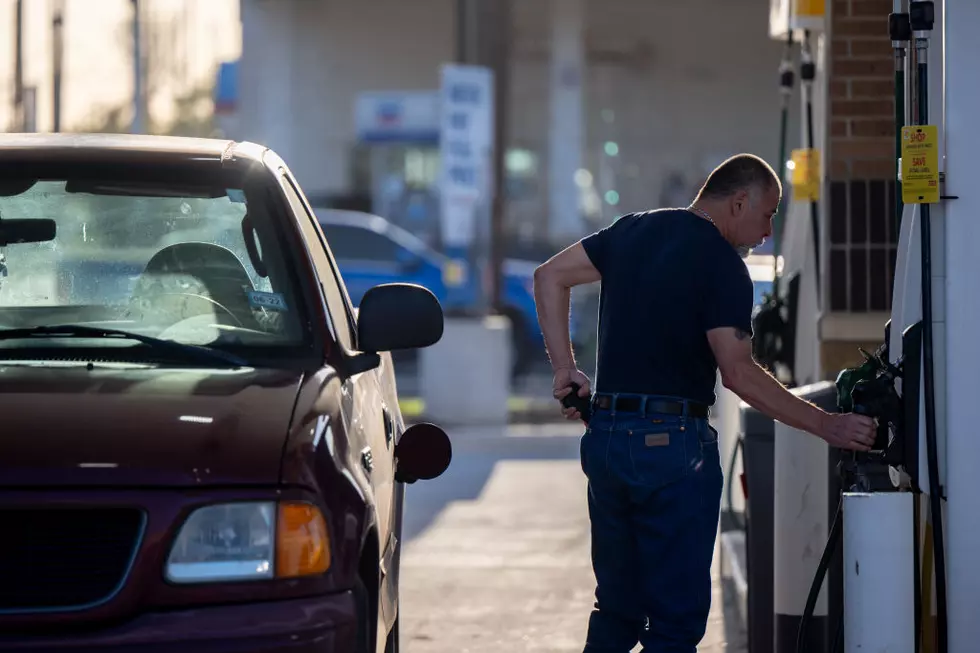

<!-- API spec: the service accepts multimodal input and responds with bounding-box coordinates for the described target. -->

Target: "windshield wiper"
[0,324,249,367]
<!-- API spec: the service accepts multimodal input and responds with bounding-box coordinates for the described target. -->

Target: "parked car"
[313,208,577,377]
[0,133,451,653]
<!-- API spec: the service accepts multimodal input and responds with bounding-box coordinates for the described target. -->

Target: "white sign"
[439,64,494,248]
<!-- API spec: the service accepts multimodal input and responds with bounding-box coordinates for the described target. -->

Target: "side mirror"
[394,422,452,483]
[357,283,444,352]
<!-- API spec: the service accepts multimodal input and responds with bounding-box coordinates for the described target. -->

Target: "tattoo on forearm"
[735,328,751,341]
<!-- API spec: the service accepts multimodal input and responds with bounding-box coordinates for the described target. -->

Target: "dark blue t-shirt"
[581,208,754,406]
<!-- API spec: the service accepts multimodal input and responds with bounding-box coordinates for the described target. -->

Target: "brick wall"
[822,339,885,376]
[827,0,899,315]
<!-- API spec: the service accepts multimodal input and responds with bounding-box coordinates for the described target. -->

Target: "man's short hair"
[695,153,782,202]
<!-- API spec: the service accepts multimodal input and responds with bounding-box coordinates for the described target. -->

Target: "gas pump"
[797,2,956,651]
[752,19,822,388]
[838,4,948,651]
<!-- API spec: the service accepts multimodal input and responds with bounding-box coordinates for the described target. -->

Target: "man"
[532,153,876,653]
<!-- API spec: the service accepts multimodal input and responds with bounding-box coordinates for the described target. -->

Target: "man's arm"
[707,326,831,437]
[533,242,601,371]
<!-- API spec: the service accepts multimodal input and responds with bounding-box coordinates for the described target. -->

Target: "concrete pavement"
[398,423,747,652]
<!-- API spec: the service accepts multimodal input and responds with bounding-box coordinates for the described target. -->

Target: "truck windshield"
[0,177,307,359]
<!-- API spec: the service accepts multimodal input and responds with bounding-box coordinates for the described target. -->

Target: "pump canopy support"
[842,492,916,653]
[942,0,980,648]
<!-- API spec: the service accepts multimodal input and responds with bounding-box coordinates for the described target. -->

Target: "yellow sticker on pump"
[790,148,820,202]
[901,125,940,204]
[794,0,825,18]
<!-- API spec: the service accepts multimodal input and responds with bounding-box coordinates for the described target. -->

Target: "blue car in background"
[743,254,777,306]
[314,209,562,376]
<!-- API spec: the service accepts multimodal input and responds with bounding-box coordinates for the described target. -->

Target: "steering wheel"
[129,292,243,329]
[156,313,230,345]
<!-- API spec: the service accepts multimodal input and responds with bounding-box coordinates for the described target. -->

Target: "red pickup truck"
[0,133,451,653]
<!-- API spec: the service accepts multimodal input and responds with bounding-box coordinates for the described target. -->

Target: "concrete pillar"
[239,0,295,163]
[772,394,831,652]
[419,316,511,426]
[547,0,585,244]
[943,0,980,648]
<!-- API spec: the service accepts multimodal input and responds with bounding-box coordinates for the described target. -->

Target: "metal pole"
[455,0,468,63]
[772,27,795,294]
[52,1,65,133]
[132,0,144,133]
[488,0,510,313]
[910,4,947,651]
[800,30,821,308]
[890,4,911,237]
[13,0,24,131]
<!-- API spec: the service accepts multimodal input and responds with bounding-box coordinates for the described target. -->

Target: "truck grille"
[0,508,144,612]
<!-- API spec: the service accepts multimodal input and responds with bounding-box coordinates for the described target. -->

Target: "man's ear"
[731,189,751,217]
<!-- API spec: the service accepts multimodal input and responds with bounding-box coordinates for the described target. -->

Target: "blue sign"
[377,101,402,124]
[355,92,440,144]
[214,61,238,114]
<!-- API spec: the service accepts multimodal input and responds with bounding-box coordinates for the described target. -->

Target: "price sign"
[901,125,939,204]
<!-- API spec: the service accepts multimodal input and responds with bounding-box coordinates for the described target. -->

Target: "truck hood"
[0,362,304,487]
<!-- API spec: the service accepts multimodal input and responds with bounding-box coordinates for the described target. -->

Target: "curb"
[399,397,565,425]
[720,528,748,632]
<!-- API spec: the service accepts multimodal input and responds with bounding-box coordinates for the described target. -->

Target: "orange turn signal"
[276,502,330,578]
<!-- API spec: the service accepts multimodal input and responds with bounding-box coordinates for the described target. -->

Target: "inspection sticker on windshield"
[247,291,288,312]
[226,189,246,203]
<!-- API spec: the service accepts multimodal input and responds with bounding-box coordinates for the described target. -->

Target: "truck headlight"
[165,501,330,584]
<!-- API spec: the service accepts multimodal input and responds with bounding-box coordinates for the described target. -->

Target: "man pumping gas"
[532,153,876,653]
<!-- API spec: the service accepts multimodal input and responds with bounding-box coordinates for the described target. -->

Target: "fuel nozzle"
[836,343,903,460]
[852,372,902,452]
[833,353,902,492]
[835,344,888,413]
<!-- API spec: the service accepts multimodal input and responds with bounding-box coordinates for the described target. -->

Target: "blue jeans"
[579,398,724,653]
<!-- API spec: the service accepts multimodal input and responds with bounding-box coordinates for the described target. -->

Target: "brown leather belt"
[592,394,710,419]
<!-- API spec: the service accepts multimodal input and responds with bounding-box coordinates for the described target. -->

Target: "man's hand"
[818,413,877,451]
[553,367,591,421]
